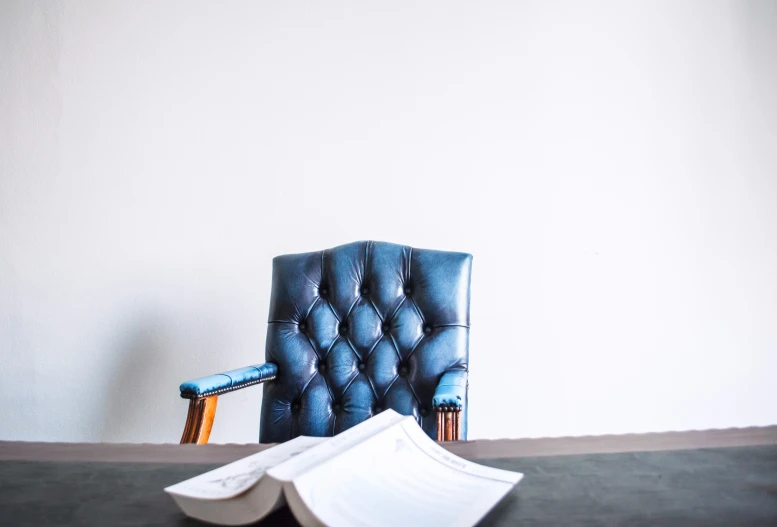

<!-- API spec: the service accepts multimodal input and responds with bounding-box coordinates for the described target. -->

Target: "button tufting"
[259,242,472,444]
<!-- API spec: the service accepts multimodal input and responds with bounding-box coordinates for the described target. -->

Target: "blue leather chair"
[178,241,471,444]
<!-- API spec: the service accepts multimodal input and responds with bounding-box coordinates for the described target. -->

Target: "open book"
[165,410,523,526]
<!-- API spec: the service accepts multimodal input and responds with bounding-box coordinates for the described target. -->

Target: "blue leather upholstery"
[180,363,278,398]
[178,241,472,442]
[259,241,471,442]
[432,369,467,408]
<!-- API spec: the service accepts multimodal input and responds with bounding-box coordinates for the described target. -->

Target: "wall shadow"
[97,315,188,443]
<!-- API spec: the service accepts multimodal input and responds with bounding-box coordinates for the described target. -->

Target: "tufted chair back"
[259,241,471,442]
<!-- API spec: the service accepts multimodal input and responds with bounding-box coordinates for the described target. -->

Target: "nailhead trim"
[180,375,277,400]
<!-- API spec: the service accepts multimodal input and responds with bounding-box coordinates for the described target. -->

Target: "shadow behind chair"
[179,241,471,444]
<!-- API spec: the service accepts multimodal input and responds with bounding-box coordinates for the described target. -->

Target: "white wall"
[1,0,776,443]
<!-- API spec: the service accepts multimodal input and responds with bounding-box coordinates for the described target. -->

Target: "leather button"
[404,286,412,295]
[320,286,328,296]
[318,363,327,373]
[361,286,369,295]
[382,322,390,332]
[374,406,382,413]
[423,325,432,335]
[358,362,365,372]
[339,324,348,336]
[299,321,307,331]
[291,402,300,411]
[419,407,428,416]
[398,365,408,376]
[333,403,342,412]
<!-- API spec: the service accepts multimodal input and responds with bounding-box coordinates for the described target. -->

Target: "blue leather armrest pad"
[432,369,468,408]
[179,363,278,399]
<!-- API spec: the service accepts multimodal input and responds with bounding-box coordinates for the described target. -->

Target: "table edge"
[2,425,775,463]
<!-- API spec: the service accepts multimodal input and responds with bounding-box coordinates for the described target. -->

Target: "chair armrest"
[433,369,467,409]
[179,363,278,399]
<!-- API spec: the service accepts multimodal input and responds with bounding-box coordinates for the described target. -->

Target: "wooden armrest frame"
[180,396,218,444]
[436,407,462,441]
[182,398,462,444]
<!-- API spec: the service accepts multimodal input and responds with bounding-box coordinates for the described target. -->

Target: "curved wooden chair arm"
[182,397,461,444]
[180,396,218,444]
[436,407,462,441]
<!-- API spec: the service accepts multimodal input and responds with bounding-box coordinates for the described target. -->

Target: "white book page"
[286,419,523,527]
[164,435,327,500]
[267,410,408,483]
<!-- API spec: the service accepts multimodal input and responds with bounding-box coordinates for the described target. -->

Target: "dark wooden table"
[2,426,776,526]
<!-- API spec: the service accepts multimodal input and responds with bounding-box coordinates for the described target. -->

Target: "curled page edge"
[164,435,328,500]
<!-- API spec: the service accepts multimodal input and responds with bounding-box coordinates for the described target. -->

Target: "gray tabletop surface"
[2,442,777,526]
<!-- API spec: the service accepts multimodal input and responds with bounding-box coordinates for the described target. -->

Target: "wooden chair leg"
[180,396,218,444]
[436,407,462,442]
